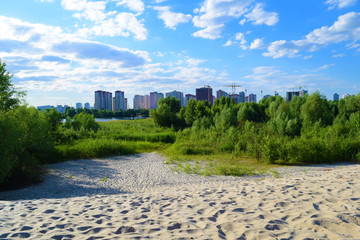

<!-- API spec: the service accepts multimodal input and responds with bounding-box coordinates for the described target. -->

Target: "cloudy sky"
[1,0,359,108]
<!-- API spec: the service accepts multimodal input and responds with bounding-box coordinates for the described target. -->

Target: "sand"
[1,153,360,239]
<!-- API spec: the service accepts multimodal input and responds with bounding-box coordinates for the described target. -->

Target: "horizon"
[1,0,359,109]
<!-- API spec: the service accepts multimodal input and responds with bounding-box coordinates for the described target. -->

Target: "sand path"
[1,153,360,239]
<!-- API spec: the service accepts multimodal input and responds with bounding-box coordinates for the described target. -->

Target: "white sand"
[1,153,360,239]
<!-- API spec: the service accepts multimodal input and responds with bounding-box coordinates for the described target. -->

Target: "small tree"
[0,60,24,111]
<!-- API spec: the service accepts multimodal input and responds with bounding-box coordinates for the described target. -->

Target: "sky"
[0,0,359,108]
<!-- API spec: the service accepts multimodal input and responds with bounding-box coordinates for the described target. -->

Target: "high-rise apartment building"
[216,90,229,99]
[185,94,196,106]
[248,94,257,103]
[114,90,125,111]
[145,95,150,109]
[95,90,112,111]
[76,102,82,109]
[333,93,339,101]
[150,92,164,109]
[134,95,147,109]
[230,94,240,104]
[239,91,245,103]
[166,90,184,106]
[286,90,308,101]
[84,102,90,109]
[196,86,213,104]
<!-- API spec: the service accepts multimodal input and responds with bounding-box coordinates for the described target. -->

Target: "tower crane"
[223,83,241,95]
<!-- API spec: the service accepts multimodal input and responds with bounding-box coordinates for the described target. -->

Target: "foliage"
[0,60,25,112]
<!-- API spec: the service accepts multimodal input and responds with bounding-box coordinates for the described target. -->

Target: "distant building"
[76,102,82,109]
[145,95,150,109]
[216,90,229,99]
[333,93,339,101]
[133,95,145,109]
[239,91,245,103]
[196,86,213,104]
[166,90,184,106]
[286,90,308,101]
[342,94,350,99]
[95,90,112,111]
[56,105,65,114]
[185,94,196,106]
[37,105,54,111]
[150,92,164,109]
[84,102,90,109]
[230,94,240,104]
[248,94,257,103]
[263,95,271,99]
[124,98,128,110]
[114,90,125,112]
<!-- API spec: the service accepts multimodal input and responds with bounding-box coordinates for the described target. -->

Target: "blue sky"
[0,0,359,108]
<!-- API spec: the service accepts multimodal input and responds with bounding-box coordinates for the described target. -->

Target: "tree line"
[151,91,360,164]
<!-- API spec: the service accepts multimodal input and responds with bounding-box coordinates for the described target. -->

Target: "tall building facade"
[239,91,245,103]
[134,95,145,109]
[230,94,240,104]
[248,94,257,103]
[144,95,150,109]
[95,90,112,111]
[76,102,82,109]
[150,92,164,109]
[333,93,339,101]
[185,94,196,106]
[166,90,184,106]
[216,90,229,99]
[114,90,125,111]
[286,90,308,101]
[196,86,213,104]
[84,102,90,109]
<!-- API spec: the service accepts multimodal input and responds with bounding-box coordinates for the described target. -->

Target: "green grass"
[54,119,173,160]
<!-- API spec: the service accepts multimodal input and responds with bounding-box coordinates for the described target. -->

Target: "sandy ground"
[1,153,360,239]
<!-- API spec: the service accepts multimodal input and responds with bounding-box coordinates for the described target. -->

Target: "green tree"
[0,60,24,111]
[301,92,333,127]
[44,108,63,131]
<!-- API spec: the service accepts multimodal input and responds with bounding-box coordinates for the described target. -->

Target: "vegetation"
[0,60,171,189]
[64,107,149,119]
[153,94,360,173]
[1,58,360,189]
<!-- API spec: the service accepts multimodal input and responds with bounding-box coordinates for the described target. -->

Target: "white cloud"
[116,0,145,13]
[235,32,247,49]
[61,0,87,11]
[303,55,313,59]
[249,38,264,49]
[332,53,345,57]
[186,58,206,66]
[223,40,234,47]
[192,24,224,40]
[60,0,147,40]
[326,0,357,9]
[244,66,335,94]
[244,3,279,26]
[314,63,336,71]
[78,12,147,40]
[1,15,230,107]
[191,0,278,40]
[264,12,360,58]
[192,0,254,39]
[154,6,192,29]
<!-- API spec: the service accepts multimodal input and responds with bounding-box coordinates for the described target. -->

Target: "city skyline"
[1,0,359,108]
